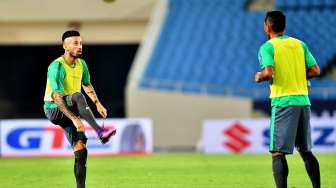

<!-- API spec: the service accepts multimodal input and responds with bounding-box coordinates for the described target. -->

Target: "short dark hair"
[265,11,286,33]
[62,30,80,42]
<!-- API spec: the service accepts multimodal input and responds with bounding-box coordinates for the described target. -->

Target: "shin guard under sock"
[301,152,320,188]
[272,155,288,188]
[74,148,87,188]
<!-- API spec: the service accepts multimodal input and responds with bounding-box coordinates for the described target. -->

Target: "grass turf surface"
[0,154,335,188]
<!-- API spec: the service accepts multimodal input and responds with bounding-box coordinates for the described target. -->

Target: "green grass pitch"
[0,154,335,188]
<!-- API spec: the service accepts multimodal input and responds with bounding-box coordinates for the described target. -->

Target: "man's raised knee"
[72,92,85,101]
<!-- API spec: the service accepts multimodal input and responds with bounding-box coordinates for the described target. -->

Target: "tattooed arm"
[82,84,107,118]
[52,92,77,119]
[52,92,85,131]
[82,84,100,105]
[81,60,107,117]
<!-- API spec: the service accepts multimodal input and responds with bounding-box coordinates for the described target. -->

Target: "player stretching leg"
[43,30,116,188]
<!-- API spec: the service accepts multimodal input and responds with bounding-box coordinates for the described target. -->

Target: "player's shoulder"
[76,58,87,65]
[77,58,89,70]
[76,58,86,62]
[259,40,274,52]
[286,36,305,45]
[50,56,64,65]
[48,57,64,71]
[287,36,308,51]
[261,40,273,47]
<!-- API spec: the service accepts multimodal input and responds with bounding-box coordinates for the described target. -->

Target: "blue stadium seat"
[276,0,287,8]
[325,0,336,6]
[299,0,312,7]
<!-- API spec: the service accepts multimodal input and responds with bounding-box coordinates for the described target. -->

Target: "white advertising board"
[0,119,152,157]
[203,118,336,154]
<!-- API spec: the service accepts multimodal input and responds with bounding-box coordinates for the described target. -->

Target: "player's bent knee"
[272,152,284,157]
[74,140,86,152]
[72,92,85,102]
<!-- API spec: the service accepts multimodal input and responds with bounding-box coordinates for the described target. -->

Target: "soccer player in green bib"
[255,11,321,188]
[43,30,116,188]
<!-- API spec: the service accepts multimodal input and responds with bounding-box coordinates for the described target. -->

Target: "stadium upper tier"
[140,0,336,99]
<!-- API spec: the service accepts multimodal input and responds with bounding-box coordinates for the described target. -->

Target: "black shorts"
[269,106,312,154]
[44,95,87,147]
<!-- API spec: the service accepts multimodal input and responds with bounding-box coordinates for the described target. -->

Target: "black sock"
[72,93,101,132]
[272,155,288,188]
[74,148,87,188]
[301,152,320,188]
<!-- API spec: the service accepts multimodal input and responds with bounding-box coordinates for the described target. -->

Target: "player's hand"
[72,118,85,132]
[255,72,263,83]
[96,103,107,118]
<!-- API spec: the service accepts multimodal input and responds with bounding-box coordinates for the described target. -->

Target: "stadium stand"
[140,0,336,99]
[276,0,336,9]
